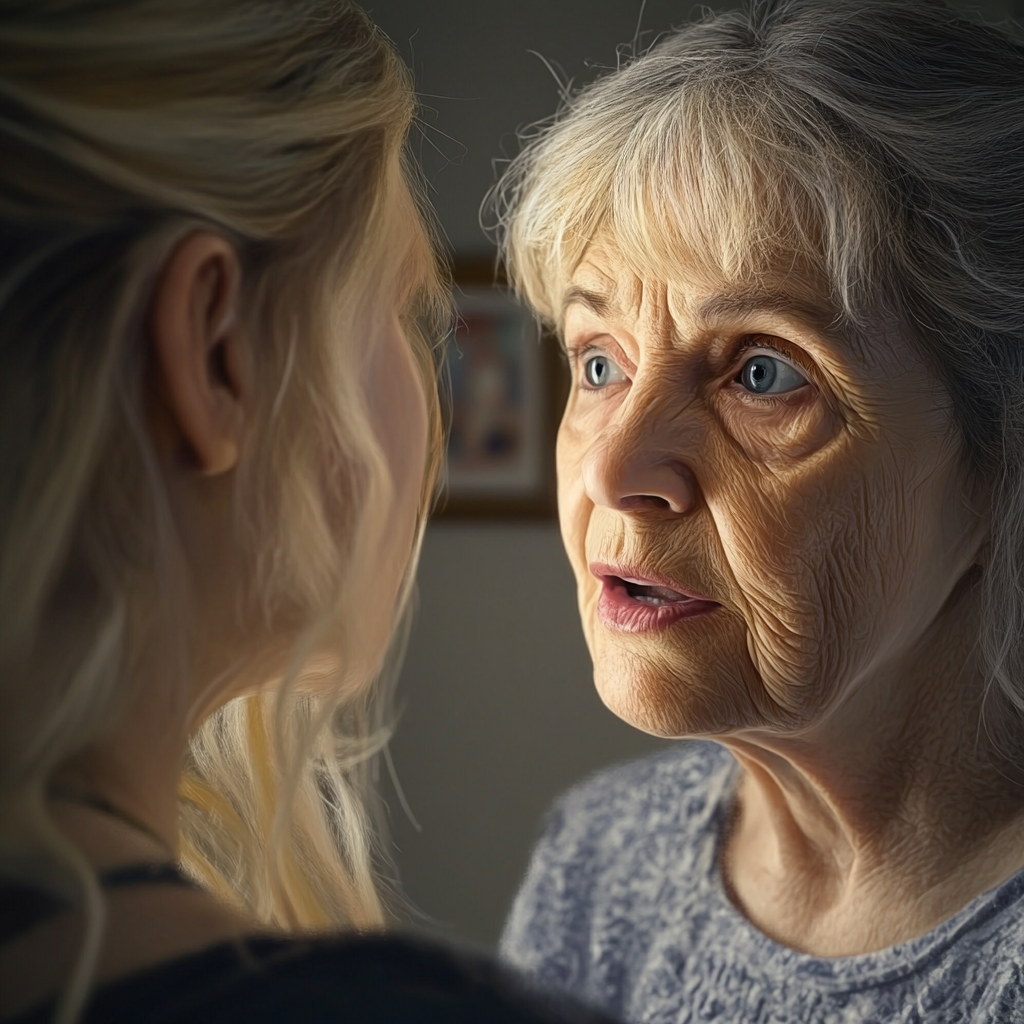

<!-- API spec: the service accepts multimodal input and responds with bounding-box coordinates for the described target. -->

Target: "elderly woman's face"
[557,242,987,737]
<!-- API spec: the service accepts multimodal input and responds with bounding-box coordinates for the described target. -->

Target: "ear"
[149,232,249,476]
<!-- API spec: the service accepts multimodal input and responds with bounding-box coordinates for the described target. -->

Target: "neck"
[719,582,1024,955]
[49,640,194,867]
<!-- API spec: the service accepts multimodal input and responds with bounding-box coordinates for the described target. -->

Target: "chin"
[589,619,759,739]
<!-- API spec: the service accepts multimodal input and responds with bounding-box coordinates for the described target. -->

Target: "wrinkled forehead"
[558,234,844,344]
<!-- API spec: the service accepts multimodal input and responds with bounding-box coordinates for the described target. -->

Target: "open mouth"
[619,578,692,606]
[591,564,719,632]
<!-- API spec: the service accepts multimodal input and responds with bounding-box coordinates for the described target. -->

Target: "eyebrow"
[561,286,614,322]
[693,290,840,334]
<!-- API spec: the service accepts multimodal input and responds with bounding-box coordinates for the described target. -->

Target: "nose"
[582,432,698,515]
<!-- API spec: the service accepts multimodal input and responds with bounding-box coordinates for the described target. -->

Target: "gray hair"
[489,0,1024,751]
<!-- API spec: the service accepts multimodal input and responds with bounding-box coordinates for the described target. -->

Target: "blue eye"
[583,354,625,389]
[738,354,806,394]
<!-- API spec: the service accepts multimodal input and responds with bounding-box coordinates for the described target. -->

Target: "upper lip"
[589,562,718,603]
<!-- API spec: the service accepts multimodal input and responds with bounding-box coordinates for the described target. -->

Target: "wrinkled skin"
[557,241,1023,954]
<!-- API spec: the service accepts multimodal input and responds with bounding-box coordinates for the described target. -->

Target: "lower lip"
[597,577,719,633]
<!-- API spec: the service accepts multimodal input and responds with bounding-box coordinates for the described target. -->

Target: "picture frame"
[435,255,568,519]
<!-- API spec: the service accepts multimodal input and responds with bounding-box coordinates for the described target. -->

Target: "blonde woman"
[493,1,1024,1021]
[0,3,616,1023]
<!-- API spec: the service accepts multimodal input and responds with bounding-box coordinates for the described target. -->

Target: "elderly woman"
[494,1,1024,1020]
[0,3,617,1023]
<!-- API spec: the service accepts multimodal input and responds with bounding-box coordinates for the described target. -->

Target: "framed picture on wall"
[436,256,568,519]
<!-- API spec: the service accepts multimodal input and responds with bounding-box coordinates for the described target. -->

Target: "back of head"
[0,0,447,957]
[490,0,1024,754]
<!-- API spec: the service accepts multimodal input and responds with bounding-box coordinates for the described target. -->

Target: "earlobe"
[149,232,249,476]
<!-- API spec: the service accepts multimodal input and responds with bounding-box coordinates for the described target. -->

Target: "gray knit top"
[500,742,1023,1023]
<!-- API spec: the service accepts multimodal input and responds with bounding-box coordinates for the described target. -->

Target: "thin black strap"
[0,863,198,947]
[48,783,172,856]
[99,863,197,891]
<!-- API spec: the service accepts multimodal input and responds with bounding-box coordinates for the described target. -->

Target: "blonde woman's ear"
[149,232,249,476]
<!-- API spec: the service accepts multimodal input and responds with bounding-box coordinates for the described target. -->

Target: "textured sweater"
[501,741,1024,1023]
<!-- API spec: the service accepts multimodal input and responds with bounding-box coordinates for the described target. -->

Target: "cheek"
[719,394,841,466]
[393,376,428,505]
[556,415,590,565]
[372,322,428,508]
[362,320,428,654]
[709,438,904,719]
[556,417,600,632]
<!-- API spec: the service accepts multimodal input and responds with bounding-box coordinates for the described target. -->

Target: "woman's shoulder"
[9,932,617,1024]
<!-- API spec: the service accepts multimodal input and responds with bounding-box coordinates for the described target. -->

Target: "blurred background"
[367,0,1023,951]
